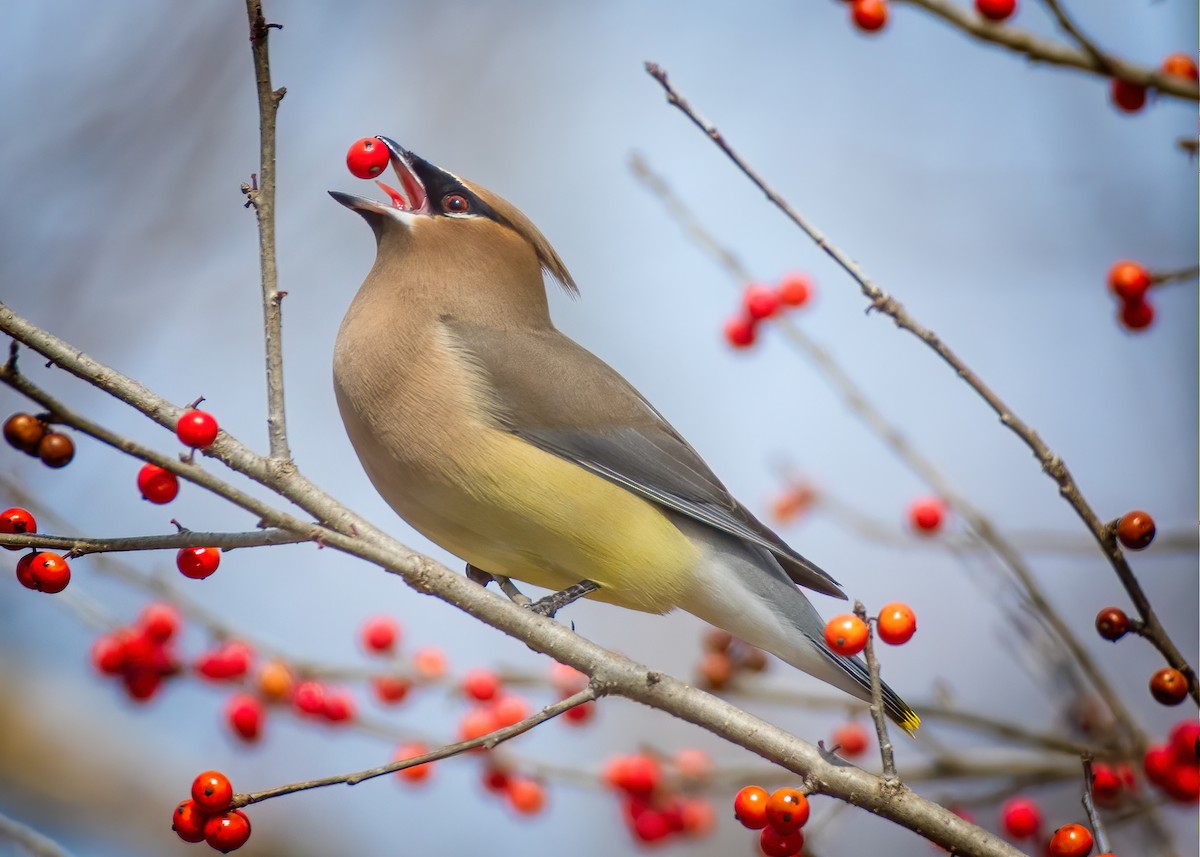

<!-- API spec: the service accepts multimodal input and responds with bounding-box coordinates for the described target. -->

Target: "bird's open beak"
[329,136,431,220]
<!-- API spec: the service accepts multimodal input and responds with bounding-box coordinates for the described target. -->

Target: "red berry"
[371,675,411,704]
[0,507,36,548]
[562,699,595,724]
[876,602,917,645]
[506,777,546,815]
[412,645,447,679]
[733,785,770,830]
[832,722,869,757]
[1143,744,1175,787]
[851,0,888,32]
[191,770,234,813]
[1001,797,1041,838]
[137,463,179,504]
[549,661,588,692]
[37,432,74,468]
[1091,763,1122,803]
[1094,607,1129,641]
[1119,297,1155,331]
[138,602,181,643]
[172,799,210,844]
[679,798,716,837]
[14,552,38,589]
[777,273,812,308]
[674,748,713,782]
[462,668,502,702]
[28,551,70,593]
[1048,823,1093,857]
[204,810,251,853]
[226,694,265,742]
[292,681,327,716]
[395,741,433,782]
[1150,668,1189,705]
[360,615,399,653]
[492,694,530,727]
[604,754,662,796]
[759,825,805,856]
[122,669,163,701]
[1164,762,1200,802]
[744,284,781,321]
[346,137,390,180]
[1110,78,1147,113]
[322,689,356,723]
[765,788,810,834]
[909,496,945,533]
[975,0,1016,21]
[1168,720,1200,763]
[1107,261,1151,302]
[823,614,868,656]
[632,808,674,843]
[177,546,221,580]
[176,409,219,449]
[91,632,129,674]
[482,766,510,793]
[1161,53,1199,81]
[724,315,757,349]
[3,413,45,454]
[196,641,254,681]
[1115,510,1155,550]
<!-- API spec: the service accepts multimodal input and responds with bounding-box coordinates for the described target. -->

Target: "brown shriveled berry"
[3,413,45,454]
[37,432,75,468]
[1116,510,1155,550]
[1094,607,1130,641]
[1149,668,1188,706]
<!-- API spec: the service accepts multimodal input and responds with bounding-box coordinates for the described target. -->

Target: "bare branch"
[0,528,308,556]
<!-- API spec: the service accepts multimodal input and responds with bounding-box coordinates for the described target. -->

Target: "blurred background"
[0,1,1195,855]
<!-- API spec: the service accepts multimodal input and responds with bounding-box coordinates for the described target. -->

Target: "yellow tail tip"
[899,709,921,736]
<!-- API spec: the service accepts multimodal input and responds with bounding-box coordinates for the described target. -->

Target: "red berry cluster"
[291,679,358,725]
[696,629,768,690]
[733,784,811,856]
[91,603,183,701]
[481,763,549,816]
[1144,720,1200,802]
[723,273,814,349]
[1107,261,1156,331]
[823,601,917,656]
[15,550,71,594]
[173,771,252,853]
[604,751,715,845]
[3,413,74,467]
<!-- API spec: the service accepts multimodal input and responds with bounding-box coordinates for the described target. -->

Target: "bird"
[329,136,919,733]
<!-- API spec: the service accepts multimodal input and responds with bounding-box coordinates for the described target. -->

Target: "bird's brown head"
[330,137,576,306]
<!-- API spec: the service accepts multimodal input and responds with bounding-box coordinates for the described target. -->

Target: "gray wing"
[444,320,845,599]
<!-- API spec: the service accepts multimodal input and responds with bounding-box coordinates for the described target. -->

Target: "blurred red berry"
[1107,260,1151,302]
[877,602,917,645]
[395,742,434,783]
[851,0,888,32]
[137,463,179,504]
[122,669,163,702]
[724,315,757,349]
[832,722,869,757]
[462,668,502,702]
[733,785,769,830]
[1091,763,1122,803]
[777,273,812,308]
[563,699,595,724]
[138,602,181,643]
[765,788,810,833]
[507,777,546,815]
[1110,78,1147,113]
[360,615,399,653]
[1119,297,1155,331]
[1168,720,1200,763]
[1001,797,1041,838]
[204,809,251,853]
[492,694,530,727]
[191,770,234,813]
[196,641,254,681]
[605,754,662,796]
[1115,510,1155,550]
[909,496,945,533]
[177,546,221,580]
[0,507,36,547]
[679,798,715,837]
[28,551,70,593]
[1143,744,1175,787]
[172,799,209,844]
[771,484,815,524]
[1150,668,1188,706]
[459,706,501,743]
[1094,607,1129,641]
[823,614,868,656]
[1161,53,1199,81]
[743,284,781,321]
[226,694,265,742]
[975,0,1016,20]
[292,681,328,716]
[759,825,805,856]
[371,675,411,704]
[346,137,390,179]
[176,409,219,449]
[1048,823,1093,857]
[549,661,588,692]
[632,808,673,843]
[674,748,713,782]
[322,689,357,723]
[1164,762,1200,802]
[91,632,130,675]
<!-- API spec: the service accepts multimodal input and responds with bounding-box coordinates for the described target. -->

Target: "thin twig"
[0,811,72,857]
[0,528,308,556]
[1080,757,1112,854]
[244,0,290,461]
[643,62,1196,711]
[893,0,1198,101]
[1039,0,1115,74]
[856,601,898,785]
[235,686,596,806]
[1151,264,1200,287]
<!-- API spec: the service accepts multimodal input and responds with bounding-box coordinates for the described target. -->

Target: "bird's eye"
[442,193,470,214]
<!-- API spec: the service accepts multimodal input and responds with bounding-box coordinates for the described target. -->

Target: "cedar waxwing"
[330,137,919,732]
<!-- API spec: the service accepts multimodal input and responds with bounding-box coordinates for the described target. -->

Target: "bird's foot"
[490,574,534,608]
[527,580,599,618]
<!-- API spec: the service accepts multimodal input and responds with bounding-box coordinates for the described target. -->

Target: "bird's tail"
[821,645,921,735]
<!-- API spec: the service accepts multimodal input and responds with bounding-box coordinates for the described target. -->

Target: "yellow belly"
[370,431,700,614]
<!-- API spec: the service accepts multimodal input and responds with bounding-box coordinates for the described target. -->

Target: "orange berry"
[698,650,735,690]
[777,273,812,307]
[191,770,234,813]
[507,777,546,815]
[1161,53,1199,81]
[1116,510,1155,550]
[27,551,70,594]
[765,788,810,833]
[492,694,530,727]
[1150,668,1188,706]
[832,722,869,757]
[257,660,294,701]
[1110,78,1147,113]
[0,507,36,546]
[412,645,447,680]
[771,485,815,524]
[1048,823,1093,857]
[395,742,433,782]
[876,602,917,645]
[372,675,411,704]
[850,0,888,32]
[172,799,209,844]
[458,706,501,743]
[203,810,251,853]
[462,668,502,702]
[823,614,868,656]
[733,785,769,830]
[1107,260,1151,302]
